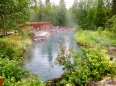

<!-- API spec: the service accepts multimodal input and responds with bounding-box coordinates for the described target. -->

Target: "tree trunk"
[3,15,7,36]
[3,17,7,36]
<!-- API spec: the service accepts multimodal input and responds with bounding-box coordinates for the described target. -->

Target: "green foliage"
[20,26,31,39]
[0,58,29,81]
[70,0,114,30]
[0,35,44,86]
[0,0,36,36]
[32,0,67,26]
[81,47,111,80]
[75,30,116,46]
[54,41,74,71]
[55,42,116,85]
[57,0,67,26]
[71,0,88,29]
[0,33,32,60]
[3,74,44,86]
[105,15,116,37]
[94,0,106,28]
[111,0,116,15]
[0,39,20,60]
[97,26,103,35]
[75,30,96,46]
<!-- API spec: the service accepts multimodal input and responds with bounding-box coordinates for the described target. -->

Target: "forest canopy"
[0,0,116,35]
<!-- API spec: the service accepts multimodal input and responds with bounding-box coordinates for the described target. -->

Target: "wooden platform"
[0,32,14,37]
[30,31,50,42]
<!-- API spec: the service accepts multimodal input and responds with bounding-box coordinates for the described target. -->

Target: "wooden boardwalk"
[0,32,14,37]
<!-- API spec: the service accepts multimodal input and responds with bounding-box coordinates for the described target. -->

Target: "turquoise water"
[23,31,80,82]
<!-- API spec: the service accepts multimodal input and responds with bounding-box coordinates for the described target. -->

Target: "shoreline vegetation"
[0,28,116,86]
[0,33,44,86]
[1,0,116,85]
[74,29,116,86]
[75,30,116,59]
[45,29,116,86]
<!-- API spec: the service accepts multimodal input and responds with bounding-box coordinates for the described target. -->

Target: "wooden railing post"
[0,77,4,86]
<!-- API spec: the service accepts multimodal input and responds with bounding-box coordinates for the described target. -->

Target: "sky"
[42,0,74,9]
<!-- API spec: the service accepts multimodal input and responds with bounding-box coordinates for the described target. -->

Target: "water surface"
[23,31,80,82]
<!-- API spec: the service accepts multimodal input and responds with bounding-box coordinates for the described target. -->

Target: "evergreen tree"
[46,0,50,5]
[0,0,34,36]
[104,0,111,19]
[111,0,116,15]
[57,0,67,26]
[37,0,45,21]
[94,0,106,28]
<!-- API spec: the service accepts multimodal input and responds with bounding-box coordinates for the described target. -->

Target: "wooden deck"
[30,31,50,41]
[0,32,14,37]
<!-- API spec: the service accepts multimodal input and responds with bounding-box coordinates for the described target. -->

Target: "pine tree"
[46,0,50,5]
[57,0,67,26]
[111,0,116,15]
[59,0,66,9]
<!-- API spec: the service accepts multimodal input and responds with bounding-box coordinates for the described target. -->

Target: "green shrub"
[0,39,22,60]
[0,58,29,81]
[3,74,44,86]
[97,26,103,35]
[105,15,116,38]
[21,26,31,39]
[81,46,111,80]
[54,41,75,71]
[55,43,115,85]
[0,35,44,86]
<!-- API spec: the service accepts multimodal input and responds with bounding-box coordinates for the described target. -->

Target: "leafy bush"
[0,35,44,86]
[3,74,44,86]
[105,15,116,37]
[20,26,31,39]
[0,39,21,60]
[81,46,111,80]
[54,41,75,71]
[55,43,115,85]
[0,58,29,81]
[0,34,31,60]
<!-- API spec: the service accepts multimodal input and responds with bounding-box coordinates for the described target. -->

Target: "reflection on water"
[23,31,80,82]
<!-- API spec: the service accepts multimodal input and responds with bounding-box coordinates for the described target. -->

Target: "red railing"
[19,22,51,30]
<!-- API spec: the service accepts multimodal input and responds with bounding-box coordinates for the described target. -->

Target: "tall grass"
[75,30,116,46]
